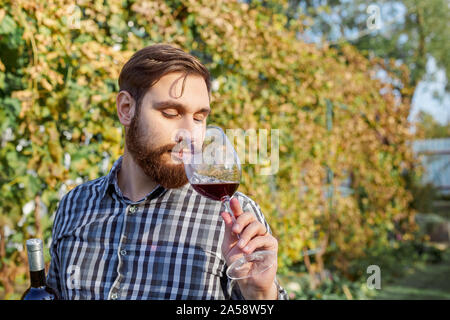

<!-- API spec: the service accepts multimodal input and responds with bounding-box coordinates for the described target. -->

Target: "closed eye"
[194,116,205,122]
[162,111,179,118]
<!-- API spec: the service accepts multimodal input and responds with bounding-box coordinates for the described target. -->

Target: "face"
[124,72,210,189]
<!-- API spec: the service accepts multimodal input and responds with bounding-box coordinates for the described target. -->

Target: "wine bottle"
[21,238,59,300]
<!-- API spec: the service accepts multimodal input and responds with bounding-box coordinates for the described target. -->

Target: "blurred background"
[0,0,449,299]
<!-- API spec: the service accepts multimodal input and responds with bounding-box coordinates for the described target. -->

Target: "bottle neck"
[27,244,46,288]
[30,269,47,288]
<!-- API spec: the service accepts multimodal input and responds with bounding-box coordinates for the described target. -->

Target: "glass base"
[226,250,276,280]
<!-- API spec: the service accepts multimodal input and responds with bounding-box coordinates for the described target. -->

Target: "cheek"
[142,113,177,146]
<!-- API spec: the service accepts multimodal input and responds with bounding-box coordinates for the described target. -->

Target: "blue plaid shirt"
[47,156,287,300]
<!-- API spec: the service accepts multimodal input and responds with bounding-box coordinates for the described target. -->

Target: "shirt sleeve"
[47,241,62,299]
[224,192,289,300]
[46,194,69,299]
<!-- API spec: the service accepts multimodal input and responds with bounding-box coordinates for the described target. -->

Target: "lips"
[168,148,189,161]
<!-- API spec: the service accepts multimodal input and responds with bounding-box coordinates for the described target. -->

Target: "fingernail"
[243,246,250,252]
[233,224,240,233]
[238,239,245,248]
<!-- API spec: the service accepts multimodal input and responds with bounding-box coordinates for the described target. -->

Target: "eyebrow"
[153,100,211,115]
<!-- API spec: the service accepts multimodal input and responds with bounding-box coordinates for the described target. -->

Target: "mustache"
[153,143,178,155]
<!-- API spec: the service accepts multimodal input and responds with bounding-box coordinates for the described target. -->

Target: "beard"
[125,113,188,189]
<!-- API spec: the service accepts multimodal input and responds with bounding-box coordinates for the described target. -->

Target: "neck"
[118,149,159,202]
[30,270,46,288]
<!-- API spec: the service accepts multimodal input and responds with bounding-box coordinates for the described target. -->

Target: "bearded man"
[47,44,287,300]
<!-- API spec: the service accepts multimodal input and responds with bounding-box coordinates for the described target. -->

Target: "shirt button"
[129,206,137,214]
[120,249,127,256]
[110,293,118,300]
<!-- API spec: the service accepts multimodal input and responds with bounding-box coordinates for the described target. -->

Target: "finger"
[233,211,256,234]
[237,221,267,249]
[220,211,234,234]
[230,197,244,218]
[241,235,278,255]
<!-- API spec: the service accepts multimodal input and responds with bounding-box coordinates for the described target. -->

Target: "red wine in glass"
[191,182,239,202]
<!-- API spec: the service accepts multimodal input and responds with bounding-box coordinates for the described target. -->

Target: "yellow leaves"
[36,161,65,189]
[11,90,34,101]
[12,90,35,118]
[40,78,53,91]
[42,17,57,28]
[91,94,102,104]
[45,51,59,60]
[131,0,168,21]
[68,107,83,122]
[76,75,88,86]
[46,123,63,164]
[103,126,122,145]
[0,8,5,24]
[81,42,97,60]
[73,158,89,172]
[82,19,99,34]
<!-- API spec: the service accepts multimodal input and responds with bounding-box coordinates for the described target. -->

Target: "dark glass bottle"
[21,238,59,300]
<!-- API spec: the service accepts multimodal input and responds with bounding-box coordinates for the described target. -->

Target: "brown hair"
[118,43,211,110]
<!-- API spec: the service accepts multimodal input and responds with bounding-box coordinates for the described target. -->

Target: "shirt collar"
[101,156,169,203]
[100,155,123,200]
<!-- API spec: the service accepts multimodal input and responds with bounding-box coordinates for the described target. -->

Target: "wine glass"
[182,125,275,280]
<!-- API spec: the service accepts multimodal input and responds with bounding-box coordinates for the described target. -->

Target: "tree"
[415,110,450,139]
[283,0,450,96]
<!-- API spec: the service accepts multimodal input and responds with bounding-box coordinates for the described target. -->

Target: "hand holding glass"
[182,125,275,280]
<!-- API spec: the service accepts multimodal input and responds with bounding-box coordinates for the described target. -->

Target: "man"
[47,44,288,300]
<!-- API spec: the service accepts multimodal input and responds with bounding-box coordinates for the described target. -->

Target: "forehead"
[145,72,210,110]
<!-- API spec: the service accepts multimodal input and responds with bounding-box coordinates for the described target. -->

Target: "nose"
[174,126,204,152]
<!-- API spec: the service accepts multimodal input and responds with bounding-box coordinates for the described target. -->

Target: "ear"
[117,90,136,127]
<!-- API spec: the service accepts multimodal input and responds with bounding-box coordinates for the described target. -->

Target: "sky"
[410,57,450,125]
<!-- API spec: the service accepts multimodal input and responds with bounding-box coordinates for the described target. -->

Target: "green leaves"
[0,14,16,35]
